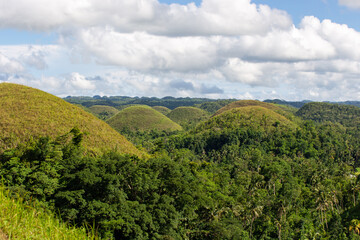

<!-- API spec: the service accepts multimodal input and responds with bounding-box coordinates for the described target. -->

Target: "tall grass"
[0,186,98,240]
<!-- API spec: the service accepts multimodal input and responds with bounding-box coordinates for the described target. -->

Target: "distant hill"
[88,105,119,120]
[296,102,360,127]
[0,83,143,157]
[264,99,360,109]
[152,106,171,115]
[263,99,312,109]
[196,106,297,133]
[167,107,209,128]
[107,105,182,132]
[213,100,282,116]
[195,100,238,114]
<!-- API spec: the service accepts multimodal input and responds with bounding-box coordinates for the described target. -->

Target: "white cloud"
[339,0,360,9]
[2,1,360,101]
[0,0,291,36]
[73,29,219,72]
[0,53,24,73]
[0,45,60,70]
[66,72,96,90]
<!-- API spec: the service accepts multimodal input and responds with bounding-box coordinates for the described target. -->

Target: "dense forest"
[2,86,360,239]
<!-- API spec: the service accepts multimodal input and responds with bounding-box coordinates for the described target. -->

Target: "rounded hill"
[152,106,171,115]
[196,106,297,133]
[106,105,182,132]
[0,83,143,156]
[88,105,119,120]
[167,107,209,127]
[296,102,360,127]
[214,100,282,116]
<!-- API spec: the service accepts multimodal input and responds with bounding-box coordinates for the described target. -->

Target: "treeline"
[65,95,236,111]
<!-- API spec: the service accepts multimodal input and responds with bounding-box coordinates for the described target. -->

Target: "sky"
[1,0,360,101]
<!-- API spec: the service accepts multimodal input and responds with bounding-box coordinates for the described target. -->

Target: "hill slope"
[196,106,297,133]
[152,106,171,115]
[296,102,360,127]
[213,100,282,116]
[88,105,119,120]
[0,186,95,240]
[107,105,182,132]
[167,107,209,128]
[0,83,142,156]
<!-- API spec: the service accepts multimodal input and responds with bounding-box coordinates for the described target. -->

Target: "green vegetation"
[65,95,230,110]
[0,83,143,157]
[0,186,96,240]
[196,106,297,133]
[88,105,119,120]
[152,106,171,115]
[3,87,360,239]
[106,105,182,132]
[195,99,237,114]
[296,102,360,127]
[213,100,282,116]
[167,106,210,130]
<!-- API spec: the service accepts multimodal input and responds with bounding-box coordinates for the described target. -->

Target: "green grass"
[167,107,210,128]
[107,105,182,132]
[0,186,97,240]
[213,100,283,116]
[152,106,171,115]
[88,105,119,120]
[0,83,144,157]
[196,106,298,133]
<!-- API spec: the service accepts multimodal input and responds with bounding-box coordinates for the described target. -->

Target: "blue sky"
[1,0,360,100]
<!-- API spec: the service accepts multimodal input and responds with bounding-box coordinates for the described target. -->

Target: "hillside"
[197,105,297,133]
[106,105,182,132]
[0,83,143,156]
[296,102,360,127]
[213,100,282,116]
[88,105,119,120]
[167,106,210,128]
[152,106,171,115]
[0,186,96,240]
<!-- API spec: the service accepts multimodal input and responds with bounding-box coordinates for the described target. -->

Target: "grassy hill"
[196,106,297,133]
[88,105,119,120]
[167,107,210,128]
[152,106,171,115]
[214,100,282,116]
[107,105,182,132]
[296,102,360,127]
[0,83,143,157]
[0,186,96,240]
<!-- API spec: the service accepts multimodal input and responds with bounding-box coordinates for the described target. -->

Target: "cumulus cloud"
[2,1,360,101]
[0,0,291,36]
[199,84,224,94]
[339,0,360,9]
[0,53,24,73]
[73,29,219,72]
[66,72,96,90]
[169,80,194,91]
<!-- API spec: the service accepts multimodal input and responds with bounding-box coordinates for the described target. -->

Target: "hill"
[88,105,119,120]
[167,107,210,128]
[152,106,171,115]
[296,102,360,127]
[0,186,96,240]
[196,106,297,133]
[213,100,282,116]
[106,105,182,132]
[0,83,143,156]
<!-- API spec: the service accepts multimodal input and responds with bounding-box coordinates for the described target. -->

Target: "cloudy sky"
[1,0,360,100]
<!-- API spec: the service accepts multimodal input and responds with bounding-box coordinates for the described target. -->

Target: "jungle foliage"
[2,95,360,239]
